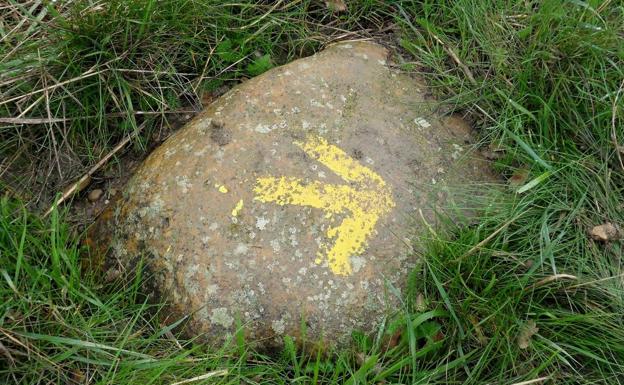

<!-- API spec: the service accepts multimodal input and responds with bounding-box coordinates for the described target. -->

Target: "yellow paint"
[254,135,395,276]
[216,184,228,193]
[231,199,244,216]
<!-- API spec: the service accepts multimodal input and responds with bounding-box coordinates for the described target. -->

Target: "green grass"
[2,0,624,384]
[393,0,624,381]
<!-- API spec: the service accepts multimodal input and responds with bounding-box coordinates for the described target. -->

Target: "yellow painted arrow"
[253,135,395,276]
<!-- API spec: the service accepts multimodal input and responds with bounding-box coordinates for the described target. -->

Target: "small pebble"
[88,189,103,202]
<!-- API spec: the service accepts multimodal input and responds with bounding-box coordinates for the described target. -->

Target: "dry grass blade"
[428,32,476,86]
[568,272,624,289]
[454,214,522,262]
[611,79,624,170]
[0,117,68,124]
[510,377,550,385]
[0,327,58,368]
[0,1,42,44]
[43,123,145,217]
[0,70,104,107]
[528,274,578,290]
[239,0,284,30]
[396,5,476,86]
[0,109,196,124]
[169,369,229,385]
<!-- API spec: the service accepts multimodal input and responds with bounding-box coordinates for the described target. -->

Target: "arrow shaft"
[254,176,358,215]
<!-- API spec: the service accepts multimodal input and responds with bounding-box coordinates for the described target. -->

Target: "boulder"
[90,41,495,349]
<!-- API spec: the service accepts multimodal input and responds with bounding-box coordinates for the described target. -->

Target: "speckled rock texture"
[89,41,495,349]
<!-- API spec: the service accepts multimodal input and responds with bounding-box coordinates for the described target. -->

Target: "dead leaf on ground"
[387,328,402,349]
[508,168,529,187]
[432,330,445,342]
[517,320,539,350]
[589,223,622,242]
[325,0,347,12]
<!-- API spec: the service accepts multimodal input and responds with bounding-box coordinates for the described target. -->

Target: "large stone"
[90,41,495,349]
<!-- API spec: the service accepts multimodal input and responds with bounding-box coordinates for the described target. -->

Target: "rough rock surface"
[90,41,495,348]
